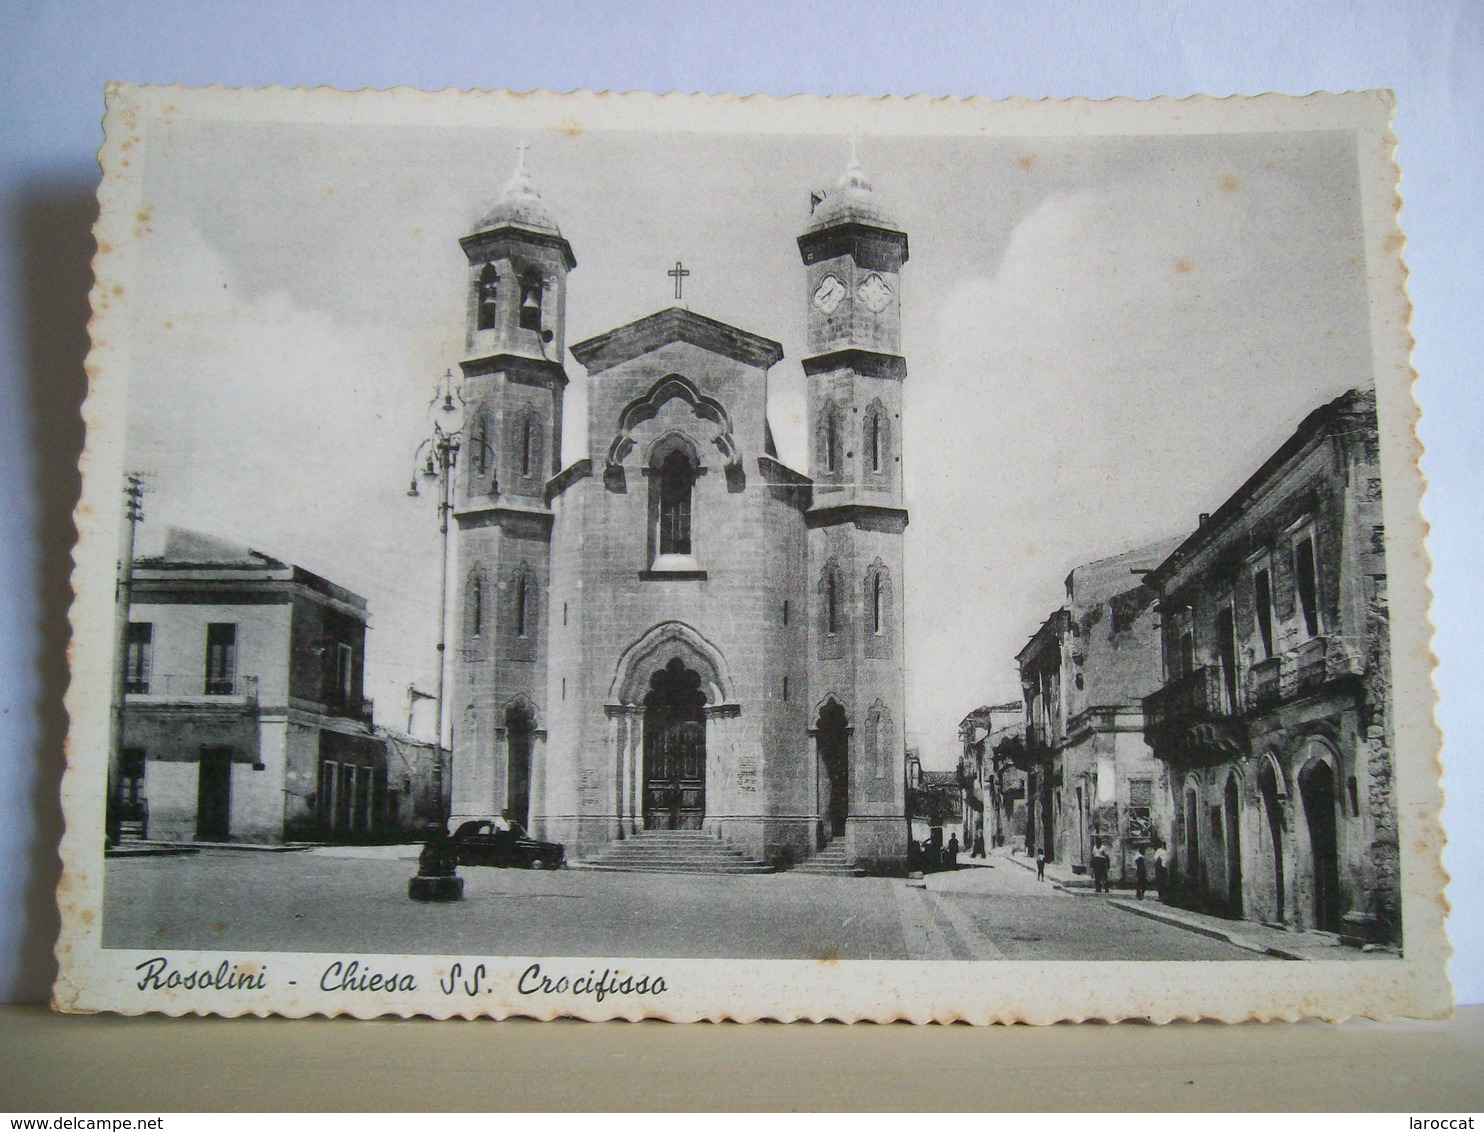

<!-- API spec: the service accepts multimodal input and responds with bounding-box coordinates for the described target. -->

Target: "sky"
[123,116,1371,768]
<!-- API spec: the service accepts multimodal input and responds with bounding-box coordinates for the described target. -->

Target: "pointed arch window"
[471,411,491,477]
[476,263,499,331]
[818,558,847,660]
[519,269,543,331]
[507,407,545,488]
[468,573,484,637]
[864,559,893,659]
[816,400,844,480]
[521,416,535,478]
[862,400,892,485]
[658,448,695,555]
[503,565,539,661]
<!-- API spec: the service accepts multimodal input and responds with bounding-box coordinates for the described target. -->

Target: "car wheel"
[527,857,546,870]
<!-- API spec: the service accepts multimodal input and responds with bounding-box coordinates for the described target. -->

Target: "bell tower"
[799,143,909,872]
[449,146,576,830]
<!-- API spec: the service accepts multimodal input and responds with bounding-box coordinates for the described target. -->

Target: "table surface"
[2,1003,1481,1111]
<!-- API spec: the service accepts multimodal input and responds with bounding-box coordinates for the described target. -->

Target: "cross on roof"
[668,260,691,301]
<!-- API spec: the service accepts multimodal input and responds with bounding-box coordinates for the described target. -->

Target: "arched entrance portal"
[505,700,534,828]
[1224,775,1243,917]
[1300,758,1341,932]
[815,700,849,842]
[643,658,707,830]
[1258,759,1285,922]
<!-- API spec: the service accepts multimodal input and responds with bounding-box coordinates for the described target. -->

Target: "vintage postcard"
[56,86,1449,1022]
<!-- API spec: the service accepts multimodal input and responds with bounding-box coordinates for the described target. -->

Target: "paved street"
[103,847,1268,961]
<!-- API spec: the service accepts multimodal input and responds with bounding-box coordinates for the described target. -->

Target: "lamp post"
[407,370,494,825]
[408,371,466,778]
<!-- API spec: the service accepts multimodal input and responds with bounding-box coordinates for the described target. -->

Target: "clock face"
[858,272,893,314]
[812,273,847,314]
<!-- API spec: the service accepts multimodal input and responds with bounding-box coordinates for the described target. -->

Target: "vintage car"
[447,818,566,870]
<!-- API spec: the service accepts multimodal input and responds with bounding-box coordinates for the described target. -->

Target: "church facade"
[447,150,910,872]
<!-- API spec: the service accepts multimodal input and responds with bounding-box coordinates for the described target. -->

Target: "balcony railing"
[1143,665,1239,734]
[124,674,259,700]
[1244,635,1364,713]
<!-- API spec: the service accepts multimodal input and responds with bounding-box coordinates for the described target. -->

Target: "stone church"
[447,147,910,872]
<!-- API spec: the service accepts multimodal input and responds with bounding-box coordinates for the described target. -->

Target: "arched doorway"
[815,700,849,842]
[1300,758,1341,932]
[643,658,707,830]
[1183,785,1201,894]
[505,700,535,828]
[1258,759,1286,923]
[1224,775,1243,917]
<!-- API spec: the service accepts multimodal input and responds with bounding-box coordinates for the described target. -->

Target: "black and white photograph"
[55,86,1446,1022]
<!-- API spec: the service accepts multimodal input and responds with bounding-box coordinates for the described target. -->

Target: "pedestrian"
[1153,843,1168,901]
[1133,848,1147,900]
[946,833,960,869]
[973,830,986,859]
[1035,849,1046,882]
[1092,841,1110,893]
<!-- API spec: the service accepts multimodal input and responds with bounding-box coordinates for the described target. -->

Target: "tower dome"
[805,140,899,233]
[472,145,564,238]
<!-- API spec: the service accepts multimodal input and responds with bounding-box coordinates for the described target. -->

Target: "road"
[102,846,1268,961]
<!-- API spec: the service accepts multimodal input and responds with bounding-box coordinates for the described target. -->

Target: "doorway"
[1259,760,1286,922]
[505,701,534,828]
[1301,759,1341,932]
[1224,775,1243,916]
[815,700,849,842]
[643,658,707,830]
[196,747,232,840]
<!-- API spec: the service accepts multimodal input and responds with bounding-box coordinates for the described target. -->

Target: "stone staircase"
[791,840,865,877]
[581,830,773,875]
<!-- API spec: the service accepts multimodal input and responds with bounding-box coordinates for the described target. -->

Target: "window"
[1253,566,1274,659]
[204,623,236,695]
[1177,627,1194,678]
[1295,533,1320,637]
[863,400,891,479]
[470,575,483,636]
[872,571,884,634]
[782,675,789,701]
[817,400,843,477]
[783,599,790,626]
[124,622,152,693]
[516,574,530,638]
[826,570,840,635]
[657,448,694,556]
[472,414,490,476]
[1128,778,1154,843]
[504,567,539,661]
[334,643,354,704]
[519,270,543,331]
[521,416,535,478]
[476,263,499,331]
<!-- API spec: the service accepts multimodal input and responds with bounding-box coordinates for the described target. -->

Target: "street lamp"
[407,370,494,824]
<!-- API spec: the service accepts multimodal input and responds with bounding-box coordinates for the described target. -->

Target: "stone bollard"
[408,824,464,902]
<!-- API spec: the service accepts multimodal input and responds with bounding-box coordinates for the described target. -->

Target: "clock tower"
[798,144,909,873]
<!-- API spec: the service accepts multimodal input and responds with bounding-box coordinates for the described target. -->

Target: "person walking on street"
[1153,843,1168,901]
[946,833,960,870]
[1035,850,1046,882]
[1092,841,1110,893]
[973,830,986,859]
[1133,848,1147,900]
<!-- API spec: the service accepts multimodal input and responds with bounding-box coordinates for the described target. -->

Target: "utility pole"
[106,472,144,846]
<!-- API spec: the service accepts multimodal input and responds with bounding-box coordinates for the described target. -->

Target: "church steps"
[580,831,774,875]
[791,841,866,877]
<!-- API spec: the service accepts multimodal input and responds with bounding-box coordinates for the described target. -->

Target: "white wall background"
[0,0,1478,1006]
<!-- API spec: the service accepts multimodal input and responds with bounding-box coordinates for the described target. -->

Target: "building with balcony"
[1142,388,1397,943]
[1013,539,1181,881]
[958,703,1022,853]
[118,528,430,844]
